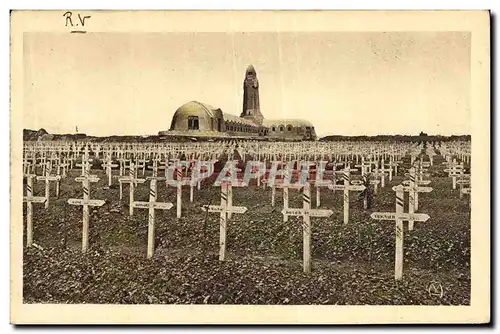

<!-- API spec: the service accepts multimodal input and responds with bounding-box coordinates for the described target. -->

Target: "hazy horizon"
[22,127,471,138]
[23,31,471,137]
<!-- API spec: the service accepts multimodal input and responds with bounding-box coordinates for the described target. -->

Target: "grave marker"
[398,174,432,230]
[282,185,333,273]
[102,157,118,187]
[201,183,248,261]
[371,185,431,280]
[328,168,365,224]
[443,160,464,190]
[35,163,61,209]
[76,147,94,176]
[67,173,105,253]
[133,179,174,258]
[23,174,47,247]
[271,170,306,223]
[402,167,433,218]
[166,166,192,219]
[118,163,146,215]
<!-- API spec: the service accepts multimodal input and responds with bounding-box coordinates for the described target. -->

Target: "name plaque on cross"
[200,183,248,261]
[371,185,432,280]
[67,170,105,253]
[282,186,333,273]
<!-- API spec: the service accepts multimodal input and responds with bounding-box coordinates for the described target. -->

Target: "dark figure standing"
[359,173,374,210]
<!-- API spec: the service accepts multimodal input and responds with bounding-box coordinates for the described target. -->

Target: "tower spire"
[241,64,263,125]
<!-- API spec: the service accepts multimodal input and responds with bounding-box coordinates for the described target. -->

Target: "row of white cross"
[23,147,471,280]
[369,154,471,280]
[21,159,372,264]
[442,158,471,196]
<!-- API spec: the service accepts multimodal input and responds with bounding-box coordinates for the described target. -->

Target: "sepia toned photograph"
[10,10,490,324]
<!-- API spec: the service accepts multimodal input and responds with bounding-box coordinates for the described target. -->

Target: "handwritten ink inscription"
[63,11,91,33]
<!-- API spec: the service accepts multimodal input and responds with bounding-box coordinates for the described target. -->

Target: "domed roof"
[263,119,315,128]
[174,101,219,118]
[173,101,258,126]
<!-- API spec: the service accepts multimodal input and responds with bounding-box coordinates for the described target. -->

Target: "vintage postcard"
[10,10,490,324]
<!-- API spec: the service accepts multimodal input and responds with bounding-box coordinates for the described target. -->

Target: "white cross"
[23,158,32,176]
[281,185,333,273]
[328,166,365,224]
[374,160,391,187]
[102,156,118,187]
[23,174,47,247]
[268,166,305,223]
[67,173,105,253]
[393,168,432,231]
[411,162,430,182]
[147,159,166,179]
[133,178,174,259]
[59,161,70,178]
[166,166,193,219]
[118,163,146,215]
[443,160,464,189]
[201,182,248,261]
[36,157,47,175]
[354,157,371,175]
[35,163,61,209]
[402,167,433,214]
[386,159,402,180]
[135,157,147,176]
[371,185,431,280]
[76,147,94,176]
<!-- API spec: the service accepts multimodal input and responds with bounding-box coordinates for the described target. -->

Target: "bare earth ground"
[22,154,470,305]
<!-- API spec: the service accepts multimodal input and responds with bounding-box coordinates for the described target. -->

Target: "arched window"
[279,125,284,132]
[188,116,199,130]
[271,126,276,132]
[287,125,293,132]
[305,126,312,138]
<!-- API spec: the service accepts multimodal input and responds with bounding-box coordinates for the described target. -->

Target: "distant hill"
[23,128,51,141]
[23,129,184,142]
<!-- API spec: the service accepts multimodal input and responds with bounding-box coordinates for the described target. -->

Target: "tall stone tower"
[241,64,264,125]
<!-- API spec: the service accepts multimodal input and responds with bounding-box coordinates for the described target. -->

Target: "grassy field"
[22,154,470,305]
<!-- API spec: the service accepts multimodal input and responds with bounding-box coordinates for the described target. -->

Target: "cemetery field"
[22,158,471,305]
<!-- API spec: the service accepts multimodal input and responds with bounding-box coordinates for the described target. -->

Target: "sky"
[23,31,471,137]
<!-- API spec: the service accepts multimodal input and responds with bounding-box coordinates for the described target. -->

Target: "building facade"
[161,65,317,141]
